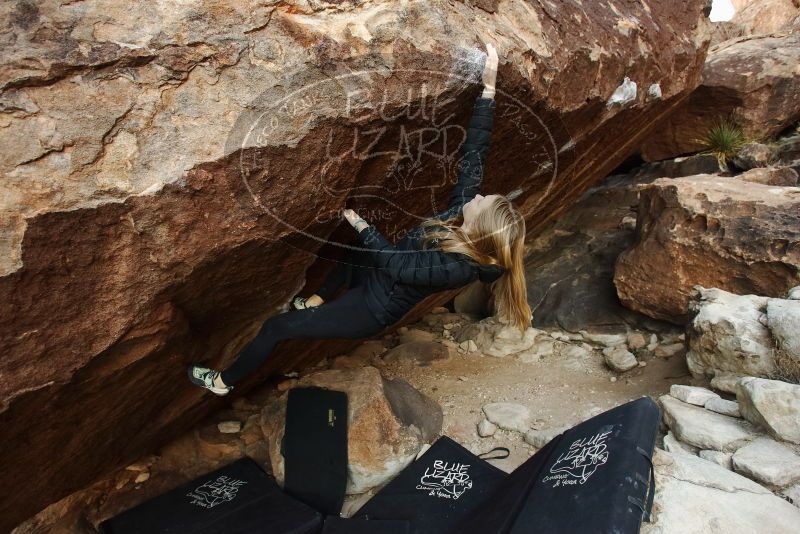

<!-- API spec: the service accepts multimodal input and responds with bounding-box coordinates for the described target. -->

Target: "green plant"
[700,118,746,167]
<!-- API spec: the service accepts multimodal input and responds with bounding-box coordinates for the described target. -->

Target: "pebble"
[610,376,617,383]
[218,421,242,434]
[134,472,150,484]
[478,419,498,437]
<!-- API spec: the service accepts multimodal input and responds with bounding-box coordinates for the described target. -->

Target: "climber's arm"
[443,95,496,215]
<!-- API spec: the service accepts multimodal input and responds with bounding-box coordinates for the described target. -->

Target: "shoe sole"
[187,365,230,396]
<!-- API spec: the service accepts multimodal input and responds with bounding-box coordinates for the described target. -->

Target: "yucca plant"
[699,117,746,167]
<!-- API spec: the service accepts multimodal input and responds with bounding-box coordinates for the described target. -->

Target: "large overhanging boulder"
[0,0,712,528]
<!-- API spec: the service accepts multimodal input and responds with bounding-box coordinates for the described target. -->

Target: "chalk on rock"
[647,83,662,100]
[608,76,637,106]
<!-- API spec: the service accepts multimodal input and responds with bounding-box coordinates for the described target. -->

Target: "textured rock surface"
[731,437,800,489]
[659,395,758,452]
[0,0,713,528]
[455,316,540,358]
[670,385,720,406]
[614,176,800,323]
[685,289,777,378]
[482,402,530,433]
[737,377,800,444]
[260,366,441,494]
[522,156,727,333]
[640,32,800,161]
[643,449,800,533]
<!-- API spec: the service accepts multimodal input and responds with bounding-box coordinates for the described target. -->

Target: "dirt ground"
[372,324,692,474]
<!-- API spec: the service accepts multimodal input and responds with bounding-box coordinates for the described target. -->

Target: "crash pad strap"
[478,446,510,460]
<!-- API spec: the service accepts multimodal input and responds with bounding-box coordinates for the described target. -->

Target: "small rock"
[477,419,498,437]
[458,376,468,382]
[467,339,477,352]
[610,376,617,383]
[670,385,720,406]
[647,334,658,351]
[638,361,647,367]
[580,330,627,347]
[398,326,409,334]
[732,437,800,488]
[705,397,741,418]
[788,286,800,300]
[733,142,773,170]
[217,421,242,434]
[603,346,638,372]
[431,306,449,314]
[699,449,734,470]
[134,472,150,484]
[655,342,686,359]
[482,402,531,433]
[627,332,648,351]
[524,426,567,448]
[620,215,637,230]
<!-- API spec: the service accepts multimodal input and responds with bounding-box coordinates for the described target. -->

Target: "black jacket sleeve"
[440,95,497,216]
[355,225,476,288]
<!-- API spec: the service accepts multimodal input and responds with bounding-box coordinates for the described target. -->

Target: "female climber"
[188,42,532,395]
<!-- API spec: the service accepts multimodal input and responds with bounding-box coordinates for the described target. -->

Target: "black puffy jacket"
[355,95,506,325]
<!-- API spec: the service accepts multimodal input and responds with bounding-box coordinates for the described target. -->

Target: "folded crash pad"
[455,396,661,534]
[354,436,507,534]
[98,456,322,534]
[283,387,349,516]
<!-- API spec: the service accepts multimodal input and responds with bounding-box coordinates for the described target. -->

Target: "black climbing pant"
[220,249,387,386]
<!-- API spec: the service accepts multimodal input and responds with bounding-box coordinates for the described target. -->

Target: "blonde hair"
[418,196,532,333]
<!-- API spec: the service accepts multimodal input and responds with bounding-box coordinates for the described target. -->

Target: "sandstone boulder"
[260,366,441,494]
[614,176,800,323]
[0,0,714,528]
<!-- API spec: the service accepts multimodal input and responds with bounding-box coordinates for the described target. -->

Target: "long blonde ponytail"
[418,196,532,332]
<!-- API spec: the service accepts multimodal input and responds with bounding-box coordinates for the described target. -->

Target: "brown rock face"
[0,0,712,528]
[614,175,800,323]
[640,32,800,162]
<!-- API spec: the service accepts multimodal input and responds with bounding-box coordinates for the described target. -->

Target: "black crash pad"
[98,456,322,534]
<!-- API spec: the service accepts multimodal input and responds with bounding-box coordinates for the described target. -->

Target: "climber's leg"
[219,285,385,386]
